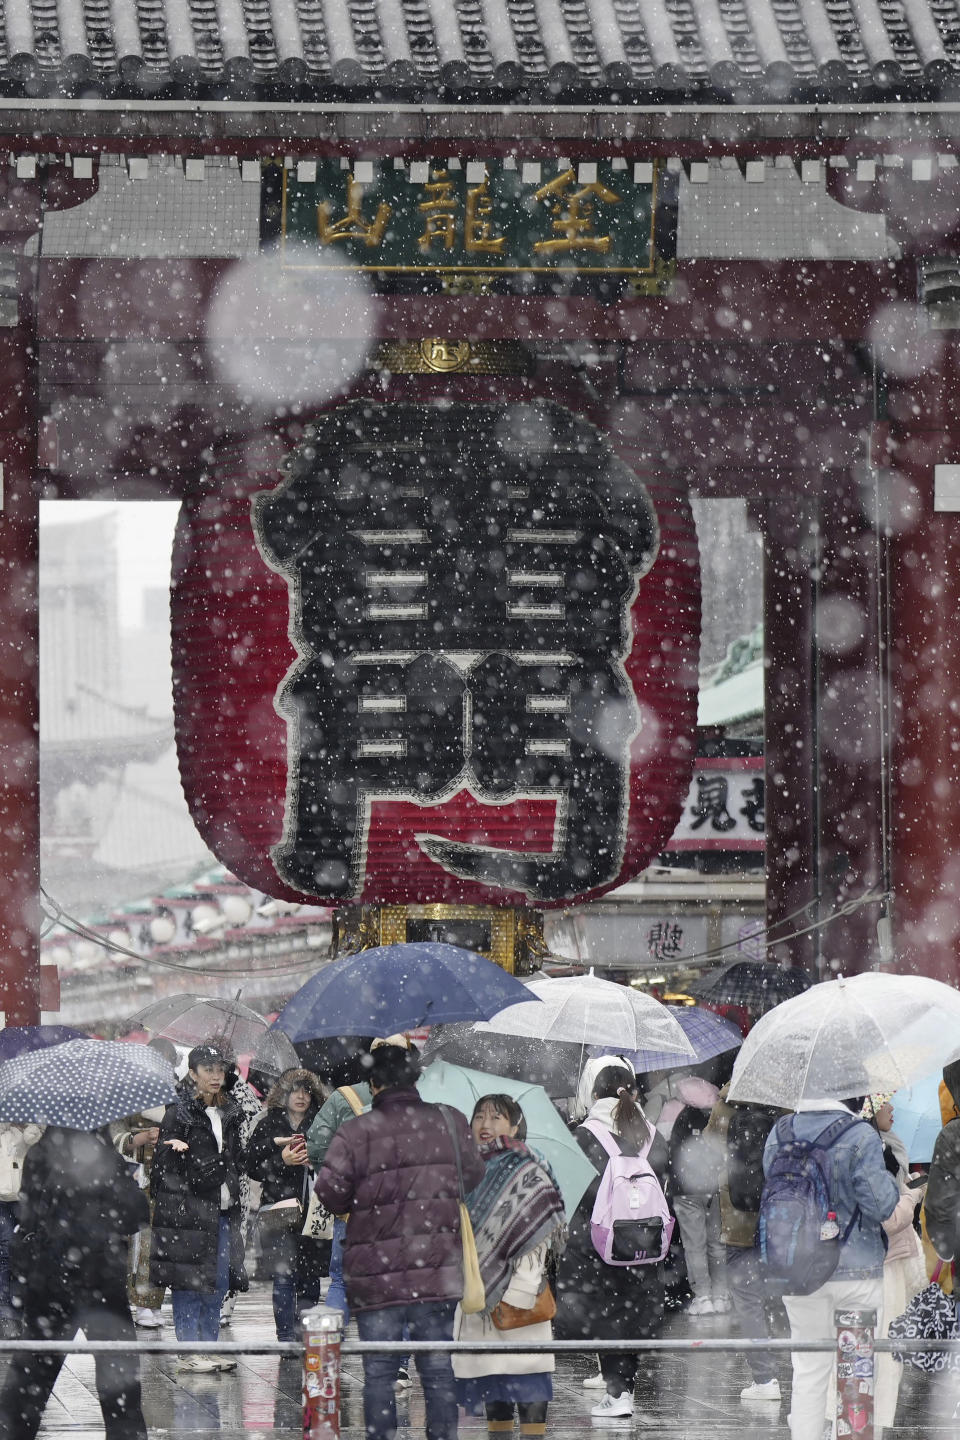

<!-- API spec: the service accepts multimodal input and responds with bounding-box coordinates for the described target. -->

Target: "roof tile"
[2,0,959,91]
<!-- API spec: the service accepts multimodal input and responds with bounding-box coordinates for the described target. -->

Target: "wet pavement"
[4,1282,952,1439]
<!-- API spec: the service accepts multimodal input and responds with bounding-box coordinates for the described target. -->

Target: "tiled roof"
[3,0,960,96]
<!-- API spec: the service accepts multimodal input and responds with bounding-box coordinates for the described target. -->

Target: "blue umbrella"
[888,1071,944,1164]
[589,1004,743,1074]
[0,1025,86,1062]
[0,1039,176,1129]
[273,943,539,1042]
[417,1058,595,1220]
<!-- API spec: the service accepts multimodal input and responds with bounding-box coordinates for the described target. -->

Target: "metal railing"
[0,1314,951,1440]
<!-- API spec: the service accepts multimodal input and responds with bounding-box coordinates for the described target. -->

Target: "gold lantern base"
[332,904,547,975]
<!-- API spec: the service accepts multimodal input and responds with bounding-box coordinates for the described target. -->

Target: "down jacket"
[13,1127,148,1298]
[314,1088,483,1313]
[149,1082,248,1294]
[924,1060,960,1261]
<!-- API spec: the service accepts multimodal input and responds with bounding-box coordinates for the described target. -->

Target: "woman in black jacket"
[149,1044,248,1372]
[554,1066,668,1420]
[0,1126,148,1440]
[246,1068,327,1340]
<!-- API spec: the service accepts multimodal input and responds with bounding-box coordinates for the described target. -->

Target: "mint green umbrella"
[417,1057,595,1220]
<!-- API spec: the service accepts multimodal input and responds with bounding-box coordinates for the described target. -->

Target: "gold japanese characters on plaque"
[262,159,677,297]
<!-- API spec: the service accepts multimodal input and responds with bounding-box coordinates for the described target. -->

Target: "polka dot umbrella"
[0,1039,177,1130]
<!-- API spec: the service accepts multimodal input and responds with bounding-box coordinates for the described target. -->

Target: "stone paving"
[2,1281,952,1439]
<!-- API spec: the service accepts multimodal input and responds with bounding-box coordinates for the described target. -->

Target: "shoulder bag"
[438,1105,486,1315]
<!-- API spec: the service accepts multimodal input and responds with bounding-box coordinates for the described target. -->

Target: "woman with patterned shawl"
[452,1095,566,1440]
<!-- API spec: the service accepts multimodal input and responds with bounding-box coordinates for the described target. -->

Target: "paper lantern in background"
[172,400,701,908]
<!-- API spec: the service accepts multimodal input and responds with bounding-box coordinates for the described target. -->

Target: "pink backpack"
[582,1119,674,1267]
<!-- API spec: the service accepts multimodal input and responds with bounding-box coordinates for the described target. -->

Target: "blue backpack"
[758,1114,861,1295]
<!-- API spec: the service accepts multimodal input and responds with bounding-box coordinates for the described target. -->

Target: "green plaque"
[263,160,676,298]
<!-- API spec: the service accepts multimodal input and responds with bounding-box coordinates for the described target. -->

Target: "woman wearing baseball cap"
[149,1044,248,1372]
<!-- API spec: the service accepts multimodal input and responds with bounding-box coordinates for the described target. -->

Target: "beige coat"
[883,1186,924,1265]
[452,1244,555,1379]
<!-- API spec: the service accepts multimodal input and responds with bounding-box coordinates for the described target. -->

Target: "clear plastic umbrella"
[728,972,960,1109]
[126,994,268,1053]
[477,972,696,1056]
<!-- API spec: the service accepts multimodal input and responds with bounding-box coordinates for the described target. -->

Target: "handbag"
[260,1166,309,1241]
[258,1198,304,1239]
[302,1187,334,1241]
[491,1284,557,1331]
[439,1106,486,1315]
[889,1264,960,1374]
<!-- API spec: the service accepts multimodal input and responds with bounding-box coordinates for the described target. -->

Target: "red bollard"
[303,1309,343,1440]
[834,1306,877,1439]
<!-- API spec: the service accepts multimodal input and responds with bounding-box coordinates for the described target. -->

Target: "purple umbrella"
[588,1005,743,1074]
[0,1025,87,1063]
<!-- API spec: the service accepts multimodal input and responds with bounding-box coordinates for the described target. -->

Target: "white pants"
[783,1277,883,1440]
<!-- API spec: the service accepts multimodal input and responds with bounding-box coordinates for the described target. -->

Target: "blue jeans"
[273,1260,323,1340]
[172,1216,230,1343]
[0,1201,17,1323]
[356,1300,457,1440]
[327,1217,349,1321]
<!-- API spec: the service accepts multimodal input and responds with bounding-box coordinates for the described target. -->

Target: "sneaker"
[396,1367,411,1389]
[177,1355,220,1373]
[591,1392,634,1419]
[583,1370,607,1390]
[213,1355,238,1371]
[687,1295,715,1316]
[711,1294,732,1314]
[134,1307,164,1328]
[740,1379,781,1403]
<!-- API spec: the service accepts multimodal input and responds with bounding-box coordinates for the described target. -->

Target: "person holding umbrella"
[554,1065,669,1420]
[0,1125,149,1440]
[149,1044,248,1372]
[452,1095,566,1440]
[313,1041,484,1440]
[0,1037,175,1440]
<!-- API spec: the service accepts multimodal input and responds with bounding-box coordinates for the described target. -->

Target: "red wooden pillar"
[763,496,819,975]
[883,337,960,985]
[815,480,887,972]
[0,179,42,1025]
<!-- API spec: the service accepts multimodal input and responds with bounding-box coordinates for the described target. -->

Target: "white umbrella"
[727,972,960,1109]
[477,973,696,1057]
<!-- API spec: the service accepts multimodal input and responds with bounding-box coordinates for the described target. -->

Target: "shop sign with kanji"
[667,759,765,852]
[263,159,677,296]
[171,400,701,909]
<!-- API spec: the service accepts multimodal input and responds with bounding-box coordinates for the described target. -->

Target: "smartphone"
[907,1173,927,1189]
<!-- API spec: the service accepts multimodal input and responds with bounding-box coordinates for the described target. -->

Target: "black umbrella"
[293,1036,376,1088]
[686,960,812,1013]
[421,1023,583,1099]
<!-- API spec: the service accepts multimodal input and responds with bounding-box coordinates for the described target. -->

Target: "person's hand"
[133,1128,160,1149]
[274,1136,298,1147]
[282,1140,308,1167]
[164,1139,189,1153]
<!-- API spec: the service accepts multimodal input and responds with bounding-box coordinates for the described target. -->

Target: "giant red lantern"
[172,400,700,908]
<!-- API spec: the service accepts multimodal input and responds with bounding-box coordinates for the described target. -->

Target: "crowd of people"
[0,1027,957,1440]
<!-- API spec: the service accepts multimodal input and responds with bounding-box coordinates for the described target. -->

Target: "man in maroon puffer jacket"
[314,1043,483,1440]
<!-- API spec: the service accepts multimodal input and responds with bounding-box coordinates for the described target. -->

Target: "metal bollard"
[303,1308,343,1440]
[834,1307,877,1439]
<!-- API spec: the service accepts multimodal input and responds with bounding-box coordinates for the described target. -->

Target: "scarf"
[465,1137,565,1311]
